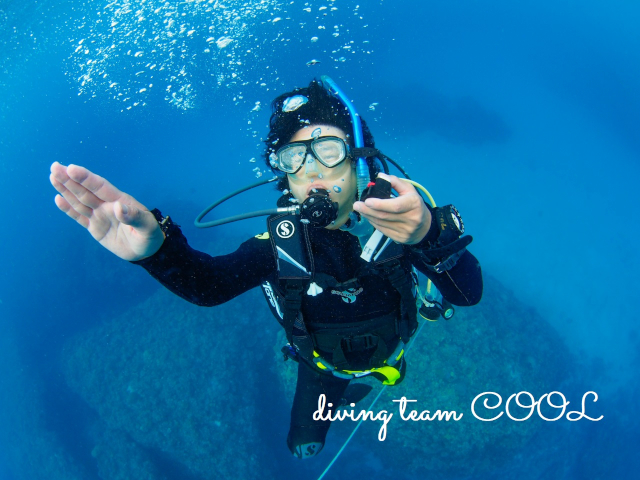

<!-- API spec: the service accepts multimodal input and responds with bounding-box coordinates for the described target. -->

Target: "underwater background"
[1,0,638,479]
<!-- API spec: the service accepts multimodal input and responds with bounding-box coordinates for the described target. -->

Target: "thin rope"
[315,311,429,480]
[316,383,389,480]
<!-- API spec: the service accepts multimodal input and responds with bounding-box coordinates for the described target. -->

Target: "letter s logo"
[276,220,295,239]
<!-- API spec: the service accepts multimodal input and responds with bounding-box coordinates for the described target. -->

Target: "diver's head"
[264,79,379,191]
[282,124,357,229]
[264,79,379,228]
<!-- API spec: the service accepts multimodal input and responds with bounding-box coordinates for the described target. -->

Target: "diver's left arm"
[404,205,482,306]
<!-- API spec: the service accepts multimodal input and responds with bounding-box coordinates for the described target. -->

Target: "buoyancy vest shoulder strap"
[372,258,418,343]
[282,280,306,345]
[266,213,313,345]
[267,213,313,280]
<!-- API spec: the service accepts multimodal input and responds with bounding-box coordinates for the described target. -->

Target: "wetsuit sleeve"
[132,217,276,307]
[404,207,483,306]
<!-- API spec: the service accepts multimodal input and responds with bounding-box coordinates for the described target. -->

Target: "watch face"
[451,213,461,230]
[450,206,464,234]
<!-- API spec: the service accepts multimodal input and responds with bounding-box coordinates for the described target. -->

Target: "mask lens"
[312,138,346,167]
[277,144,307,173]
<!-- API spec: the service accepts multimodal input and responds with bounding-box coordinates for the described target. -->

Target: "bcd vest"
[260,210,418,385]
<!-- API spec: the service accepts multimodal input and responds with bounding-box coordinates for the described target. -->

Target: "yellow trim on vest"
[372,366,401,385]
[313,350,329,370]
[312,350,403,385]
[255,232,270,240]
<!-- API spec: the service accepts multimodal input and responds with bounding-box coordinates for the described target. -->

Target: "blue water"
[1,0,639,479]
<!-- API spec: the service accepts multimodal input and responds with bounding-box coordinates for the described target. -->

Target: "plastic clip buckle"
[427,249,466,273]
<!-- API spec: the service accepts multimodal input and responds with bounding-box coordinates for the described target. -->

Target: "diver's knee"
[290,441,324,459]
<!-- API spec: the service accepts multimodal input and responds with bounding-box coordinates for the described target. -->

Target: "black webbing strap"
[282,280,306,345]
[378,260,417,343]
[415,235,473,272]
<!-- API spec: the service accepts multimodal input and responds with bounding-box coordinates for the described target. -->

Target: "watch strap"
[149,208,177,237]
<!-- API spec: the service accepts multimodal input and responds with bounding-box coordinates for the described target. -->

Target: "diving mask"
[270,136,349,174]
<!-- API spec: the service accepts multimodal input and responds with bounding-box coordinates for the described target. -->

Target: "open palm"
[49,162,165,261]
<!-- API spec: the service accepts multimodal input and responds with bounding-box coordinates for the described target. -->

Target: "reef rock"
[63,285,277,480]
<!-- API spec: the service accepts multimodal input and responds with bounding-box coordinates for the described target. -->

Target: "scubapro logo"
[276,220,295,239]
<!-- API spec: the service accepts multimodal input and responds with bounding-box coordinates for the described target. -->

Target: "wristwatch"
[420,204,471,273]
[150,208,176,237]
[434,205,464,245]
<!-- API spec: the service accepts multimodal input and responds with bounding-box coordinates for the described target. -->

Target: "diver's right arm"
[132,217,276,306]
[50,162,276,306]
[49,162,165,261]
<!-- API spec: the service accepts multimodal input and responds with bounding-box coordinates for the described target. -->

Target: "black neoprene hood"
[263,79,377,189]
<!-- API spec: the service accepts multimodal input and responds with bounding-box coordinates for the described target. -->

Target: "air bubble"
[67,0,281,111]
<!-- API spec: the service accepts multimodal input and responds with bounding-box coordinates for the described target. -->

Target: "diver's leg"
[287,362,350,459]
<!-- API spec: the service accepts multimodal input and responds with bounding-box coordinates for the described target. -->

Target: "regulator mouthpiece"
[300,189,338,227]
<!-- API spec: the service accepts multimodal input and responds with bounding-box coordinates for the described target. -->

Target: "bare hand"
[49,162,165,261]
[352,173,432,245]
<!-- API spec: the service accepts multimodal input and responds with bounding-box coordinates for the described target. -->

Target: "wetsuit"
[134,211,482,457]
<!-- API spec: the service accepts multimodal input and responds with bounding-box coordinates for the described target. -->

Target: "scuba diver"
[49,77,482,459]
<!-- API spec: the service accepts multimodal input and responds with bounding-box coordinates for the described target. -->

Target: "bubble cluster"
[67,0,284,111]
[64,0,375,112]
